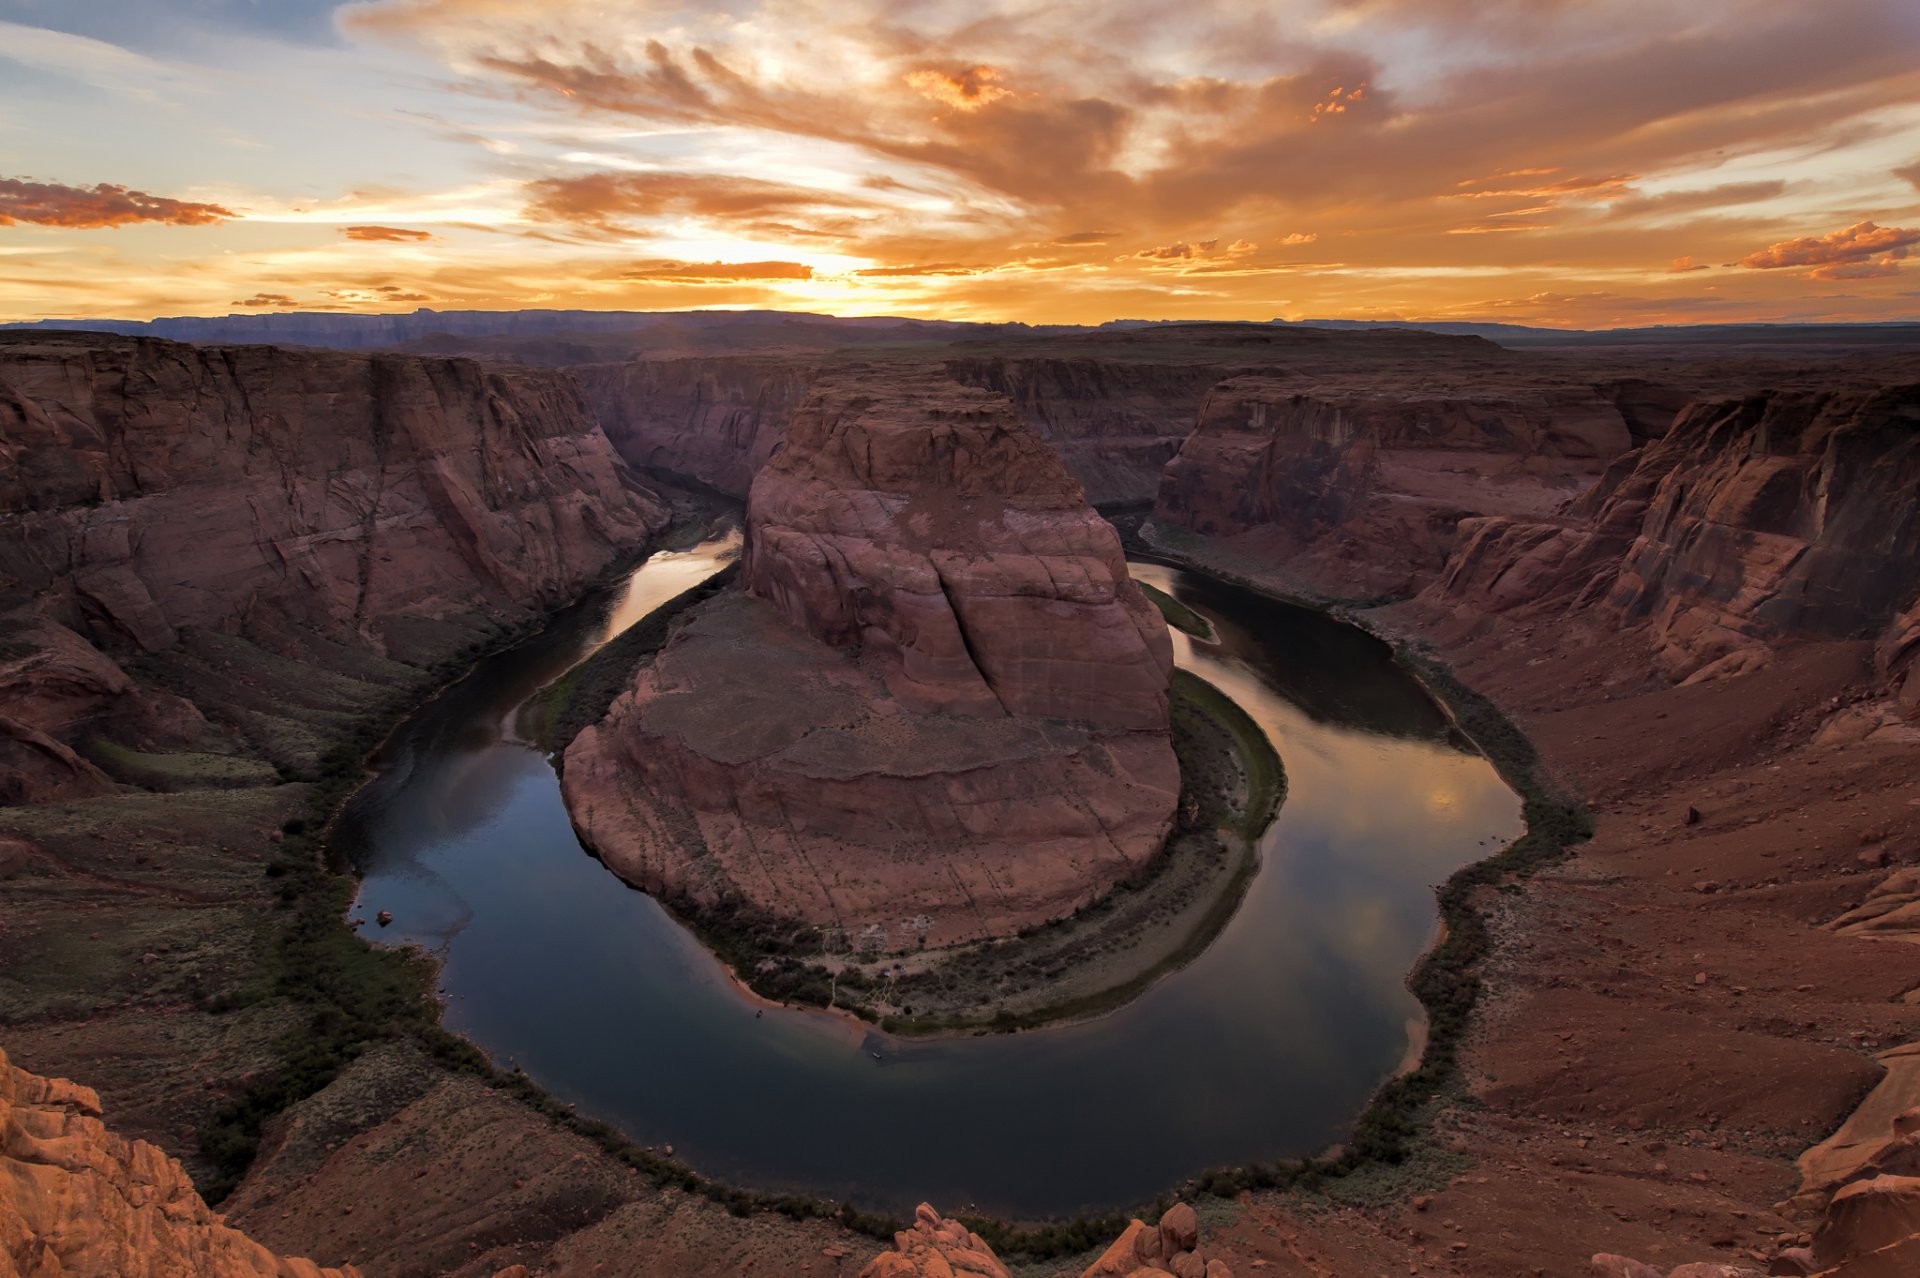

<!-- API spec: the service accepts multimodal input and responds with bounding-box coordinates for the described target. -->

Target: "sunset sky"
[2,0,1918,327]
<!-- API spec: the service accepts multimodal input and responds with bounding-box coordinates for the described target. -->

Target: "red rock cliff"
[1430,385,1920,681]
[744,369,1175,729]
[1150,372,1633,596]
[0,332,668,802]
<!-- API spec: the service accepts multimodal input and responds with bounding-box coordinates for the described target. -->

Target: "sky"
[1,0,1918,327]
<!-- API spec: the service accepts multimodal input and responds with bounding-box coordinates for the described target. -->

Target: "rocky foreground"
[2,1046,361,1277]
[563,367,1178,947]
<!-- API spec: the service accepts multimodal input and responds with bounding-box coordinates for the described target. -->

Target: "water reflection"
[338,546,1521,1217]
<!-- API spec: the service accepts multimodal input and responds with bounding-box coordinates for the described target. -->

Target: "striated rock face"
[573,353,1215,507]
[943,356,1226,505]
[563,369,1178,948]
[571,356,809,497]
[0,332,667,801]
[0,1046,363,1278]
[744,371,1174,728]
[1152,374,1632,596]
[0,332,667,659]
[1879,601,1920,712]
[1430,386,1920,681]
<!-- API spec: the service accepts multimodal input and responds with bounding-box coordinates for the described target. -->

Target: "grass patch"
[1139,581,1217,641]
[527,562,740,751]
[1171,668,1282,840]
[80,739,281,791]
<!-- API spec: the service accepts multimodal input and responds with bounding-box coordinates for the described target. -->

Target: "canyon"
[2,318,1919,1278]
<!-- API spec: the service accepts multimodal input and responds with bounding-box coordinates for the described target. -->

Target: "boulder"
[0,1047,364,1278]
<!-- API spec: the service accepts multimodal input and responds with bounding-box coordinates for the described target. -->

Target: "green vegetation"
[526,562,740,750]
[80,739,281,791]
[1139,580,1217,641]
[1171,668,1283,840]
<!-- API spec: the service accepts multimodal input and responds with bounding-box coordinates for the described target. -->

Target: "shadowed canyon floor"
[4,323,1920,1277]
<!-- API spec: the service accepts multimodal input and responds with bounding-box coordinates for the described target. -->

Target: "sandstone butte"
[0,332,668,805]
[562,367,1179,949]
[0,1046,361,1278]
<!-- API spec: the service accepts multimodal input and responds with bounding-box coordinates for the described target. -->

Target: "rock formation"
[859,1203,1232,1278]
[563,368,1178,948]
[571,356,809,497]
[1,1046,362,1278]
[0,332,667,801]
[1150,372,1634,596]
[942,355,1227,505]
[1429,385,1920,682]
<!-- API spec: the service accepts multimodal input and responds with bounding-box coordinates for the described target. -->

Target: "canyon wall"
[1,1047,363,1278]
[570,356,810,497]
[572,347,1233,508]
[563,367,1179,948]
[941,355,1225,505]
[1150,373,1635,596]
[1429,385,1920,681]
[0,332,668,802]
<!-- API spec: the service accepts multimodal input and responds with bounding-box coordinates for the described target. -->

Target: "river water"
[337,536,1521,1218]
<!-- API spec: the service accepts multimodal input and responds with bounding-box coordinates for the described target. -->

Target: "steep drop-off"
[1150,372,1635,597]
[563,367,1178,948]
[1430,385,1920,681]
[0,332,668,802]
[570,356,809,498]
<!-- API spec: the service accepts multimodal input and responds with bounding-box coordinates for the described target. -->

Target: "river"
[337,533,1521,1218]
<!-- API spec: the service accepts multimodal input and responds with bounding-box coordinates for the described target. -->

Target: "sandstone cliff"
[0,332,668,802]
[1,1046,363,1278]
[942,355,1226,505]
[571,356,809,497]
[1150,372,1634,597]
[1429,385,1920,681]
[562,368,1178,948]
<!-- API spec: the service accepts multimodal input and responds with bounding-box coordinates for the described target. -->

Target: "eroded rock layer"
[0,332,667,803]
[563,369,1177,948]
[1151,372,1634,596]
[0,1046,362,1278]
[1430,385,1920,681]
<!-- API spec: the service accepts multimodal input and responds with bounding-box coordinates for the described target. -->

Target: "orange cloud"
[616,260,815,281]
[905,65,1015,112]
[342,225,437,241]
[523,171,871,236]
[232,293,297,308]
[1669,256,1708,272]
[1740,221,1920,270]
[1810,259,1903,281]
[1052,230,1122,245]
[0,177,234,228]
[1897,161,1920,191]
[853,263,988,277]
[1136,239,1218,260]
